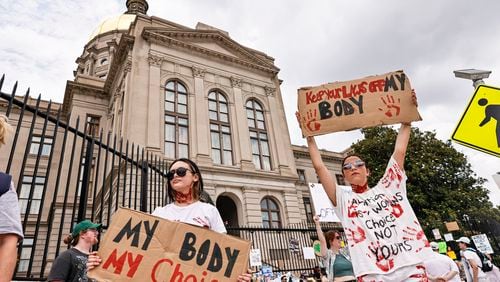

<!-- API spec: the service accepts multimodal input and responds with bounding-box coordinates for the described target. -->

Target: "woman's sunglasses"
[342,160,365,170]
[166,167,193,180]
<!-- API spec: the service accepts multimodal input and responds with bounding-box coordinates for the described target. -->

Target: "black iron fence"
[0,75,168,280]
[227,222,343,274]
[0,76,338,280]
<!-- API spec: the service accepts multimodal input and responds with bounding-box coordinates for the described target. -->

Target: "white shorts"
[357,264,428,282]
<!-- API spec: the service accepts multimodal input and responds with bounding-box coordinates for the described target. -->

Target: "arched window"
[246,99,271,170]
[261,197,281,228]
[100,58,108,65]
[209,90,233,165]
[164,80,188,159]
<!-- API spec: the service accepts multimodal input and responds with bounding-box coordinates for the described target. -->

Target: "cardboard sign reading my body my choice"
[88,208,251,282]
[297,70,422,136]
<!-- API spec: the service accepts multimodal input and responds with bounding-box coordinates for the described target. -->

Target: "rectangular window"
[297,169,306,183]
[86,114,101,137]
[17,238,34,272]
[29,136,53,156]
[303,197,313,223]
[336,174,346,185]
[19,176,45,215]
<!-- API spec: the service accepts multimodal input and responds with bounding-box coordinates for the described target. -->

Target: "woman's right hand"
[313,215,320,225]
[87,251,102,271]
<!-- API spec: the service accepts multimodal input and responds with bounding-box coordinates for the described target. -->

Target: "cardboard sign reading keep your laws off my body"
[88,208,251,282]
[297,70,422,137]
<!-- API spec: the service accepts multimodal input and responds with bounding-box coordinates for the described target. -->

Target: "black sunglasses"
[342,160,365,170]
[166,167,193,180]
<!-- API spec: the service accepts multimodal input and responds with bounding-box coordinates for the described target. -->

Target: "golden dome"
[88,14,136,42]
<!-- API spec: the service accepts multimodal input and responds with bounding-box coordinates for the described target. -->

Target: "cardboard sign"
[88,208,251,282]
[444,233,454,242]
[302,247,316,259]
[445,221,460,232]
[432,228,442,240]
[249,249,262,267]
[297,70,421,136]
[313,240,321,256]
[438,242,447,254]
[309,183,340,222]
[472,234,494,254]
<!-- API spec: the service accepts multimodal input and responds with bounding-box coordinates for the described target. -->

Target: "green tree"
[350,126,500,238]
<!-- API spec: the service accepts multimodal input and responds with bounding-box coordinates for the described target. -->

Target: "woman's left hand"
[237,269,253,281]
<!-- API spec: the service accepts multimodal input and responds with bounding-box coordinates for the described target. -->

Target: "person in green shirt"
[314,215,355,282]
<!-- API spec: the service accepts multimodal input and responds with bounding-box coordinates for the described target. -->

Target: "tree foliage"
[350,126,499,237]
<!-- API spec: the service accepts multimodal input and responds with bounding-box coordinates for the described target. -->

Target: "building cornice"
[142,28,280,75]
[62,80,107,114]
[103,34,135,94]
[292,145,345,162]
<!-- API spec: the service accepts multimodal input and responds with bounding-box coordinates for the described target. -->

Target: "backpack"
[467,247,493,272]
[0,172,12,197]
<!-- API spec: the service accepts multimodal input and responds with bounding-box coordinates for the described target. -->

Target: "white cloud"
[1,0,499,205]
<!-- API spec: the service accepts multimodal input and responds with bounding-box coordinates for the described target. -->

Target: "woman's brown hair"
[166,158,203,202]
[63,234,79,246]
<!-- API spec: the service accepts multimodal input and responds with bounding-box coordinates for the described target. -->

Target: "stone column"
[146,53,162,151]
[192,66,211,164]
[231,77,254,170]
[242,186,262,225]
[265,85,293,175]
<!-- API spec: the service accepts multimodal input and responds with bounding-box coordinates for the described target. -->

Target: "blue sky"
[1,0,499,205]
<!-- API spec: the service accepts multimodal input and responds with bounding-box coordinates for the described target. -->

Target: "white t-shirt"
[333,157,433,277]
[462,249,487,281]
[424,251,460,282]
[152,201,226,233]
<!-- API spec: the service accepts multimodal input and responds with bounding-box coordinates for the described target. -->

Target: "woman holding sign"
[297,91,433,281]
[87,158,252,281]
[314,215,355,282]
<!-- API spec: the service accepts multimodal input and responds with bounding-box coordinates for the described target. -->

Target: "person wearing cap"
[0,114,24,282]
[423,242,460,282]
[457,236,489,282]
[48,220,101,282]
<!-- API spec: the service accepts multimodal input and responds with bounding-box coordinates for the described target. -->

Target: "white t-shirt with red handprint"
[334,157,433,278]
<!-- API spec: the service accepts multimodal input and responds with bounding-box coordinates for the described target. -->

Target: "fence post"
[77,138,94,222]
[140,160,148,212]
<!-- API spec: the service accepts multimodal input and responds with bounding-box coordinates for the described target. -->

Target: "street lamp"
[453,68,492,88]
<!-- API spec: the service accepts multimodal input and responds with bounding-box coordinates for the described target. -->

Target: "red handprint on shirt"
[402,221,429,252]
[378,95,401,117]
[346,221,366,247]
[347,201,359,218]
[366,241,395,272]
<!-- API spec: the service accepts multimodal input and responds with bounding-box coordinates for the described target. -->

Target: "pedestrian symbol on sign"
[452,85,500,157]
[478,98,500,147]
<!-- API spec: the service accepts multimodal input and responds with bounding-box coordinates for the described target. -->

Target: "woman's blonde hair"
[0,115,12,146]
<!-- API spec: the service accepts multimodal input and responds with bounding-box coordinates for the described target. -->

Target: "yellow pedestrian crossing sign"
[452,85,500,157]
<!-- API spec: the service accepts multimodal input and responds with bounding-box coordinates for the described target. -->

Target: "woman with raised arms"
[297,91,432,282]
